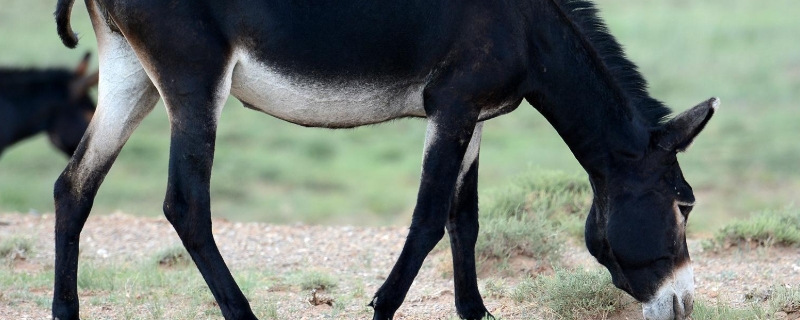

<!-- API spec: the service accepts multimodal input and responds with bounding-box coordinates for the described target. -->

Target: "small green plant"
[0,236,34,262]
[475,171,592,269]
[692,299,765,320]
[692,285,800,320]
[513,268,626,320]
[257,299,280,319]
[481,278,508,299]
[288,270,338,291]
[769,285,800,315]
[485,171,591,233]
[154,246,192,268]
[711,207,800,249]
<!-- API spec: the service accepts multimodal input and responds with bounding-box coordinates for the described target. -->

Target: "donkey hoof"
[371,310,395,320]
[459,310,494,320]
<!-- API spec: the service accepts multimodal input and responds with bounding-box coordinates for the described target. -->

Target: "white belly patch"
[230,51,428,127]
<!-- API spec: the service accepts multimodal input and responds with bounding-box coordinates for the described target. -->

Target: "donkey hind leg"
[52,35,159,320]
[159,71,256,320]
[445,122,493,320]
[370,97,480,320]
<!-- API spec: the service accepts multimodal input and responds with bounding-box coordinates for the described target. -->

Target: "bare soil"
[1,212,799,319]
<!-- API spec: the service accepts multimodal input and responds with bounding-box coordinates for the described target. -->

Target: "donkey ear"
[70,71,99,101]
[74,52,92,77]
[653,97,719,153]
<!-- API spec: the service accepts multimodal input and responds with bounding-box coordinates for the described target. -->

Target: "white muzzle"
[642,264,694,320]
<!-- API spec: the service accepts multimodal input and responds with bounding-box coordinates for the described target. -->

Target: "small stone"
[774,311,788,319]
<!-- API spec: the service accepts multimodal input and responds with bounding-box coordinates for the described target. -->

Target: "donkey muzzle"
[642,264,694,320]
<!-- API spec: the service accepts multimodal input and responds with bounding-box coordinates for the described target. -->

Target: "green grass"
[1,0,799,231]
[153,246,192,268]
[709,206,800,249]
[693,286,800,320]
[769,286,800,315]
[483,171,591,237]
[472,171,591,270]
[287,270,338,291]
[0,236,34,262]
[0,260,347,319]
[512,268,627,320]
[692,300,765,320]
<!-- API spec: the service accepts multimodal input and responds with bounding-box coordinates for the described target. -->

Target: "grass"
[0,259,349,319]
[483,171,591,237]
[693,286,800,319]
[769,286,800,315]
[512,268,627,320]
[692,300,765,320]
[505,265,800,320]
[707,206,800,249]
[287,270,338,291]
[0,236,34,263]
[1,0,799,232]
[473,171,591,271]
[154,246,192,268]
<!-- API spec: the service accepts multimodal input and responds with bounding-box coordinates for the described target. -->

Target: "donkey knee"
[408,225,447,252]
[54,175,88,222]
[163,194,212,246]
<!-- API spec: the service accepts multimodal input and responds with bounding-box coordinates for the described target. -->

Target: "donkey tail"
[55,0,79,48]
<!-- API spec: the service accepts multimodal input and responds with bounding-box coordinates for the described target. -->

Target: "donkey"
[0,54,97,158]
[53,0,717,319]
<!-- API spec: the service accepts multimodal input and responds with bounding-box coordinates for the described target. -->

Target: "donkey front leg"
[446,122,493,320]
[370,97,480,320]
[52,31,160,319]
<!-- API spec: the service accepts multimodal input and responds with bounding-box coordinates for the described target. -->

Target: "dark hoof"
[368,297,396,320]
[457,305,494,320]
[52,305,80,320]
[371,311,395,320]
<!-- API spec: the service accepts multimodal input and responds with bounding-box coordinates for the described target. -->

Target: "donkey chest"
[229,54,428,128]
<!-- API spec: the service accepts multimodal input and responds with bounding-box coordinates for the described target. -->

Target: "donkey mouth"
[642,264,694,320]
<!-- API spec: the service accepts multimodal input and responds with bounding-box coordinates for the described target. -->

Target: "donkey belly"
[230,53,427,128]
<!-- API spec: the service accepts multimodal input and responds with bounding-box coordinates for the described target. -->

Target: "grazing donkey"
[53,0,718,319]
[0,54,97,158]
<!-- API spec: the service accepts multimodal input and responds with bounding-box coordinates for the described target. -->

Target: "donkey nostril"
[682,293,694,318]
[671,293,685,320]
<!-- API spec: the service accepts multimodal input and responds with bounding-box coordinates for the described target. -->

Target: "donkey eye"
[677,204,692,219]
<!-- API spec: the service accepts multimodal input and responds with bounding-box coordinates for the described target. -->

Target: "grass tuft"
[711,206,800,249]
[512,267,626,320]
[154,246,192,268]
[475,171,591,269]
[692,300,765,320]
[288,270,338,291]
[481,278,508,299]
[770,285,800,315]
[0,236,34,262]
[693,285,800,319]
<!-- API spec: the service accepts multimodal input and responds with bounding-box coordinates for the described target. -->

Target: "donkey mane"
[551,0,672,126]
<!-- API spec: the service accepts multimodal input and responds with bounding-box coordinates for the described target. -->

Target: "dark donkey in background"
[54,0,718,319]
[0,54,97,158]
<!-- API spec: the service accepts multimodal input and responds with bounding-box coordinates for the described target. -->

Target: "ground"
[1,212,799,319]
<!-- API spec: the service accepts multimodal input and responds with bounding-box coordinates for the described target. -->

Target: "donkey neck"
[525,0,657,176]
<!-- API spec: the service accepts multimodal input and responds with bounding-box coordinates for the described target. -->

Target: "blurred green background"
[0,0,798,232]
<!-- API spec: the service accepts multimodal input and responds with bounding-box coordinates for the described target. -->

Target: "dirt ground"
[1,212,799,319]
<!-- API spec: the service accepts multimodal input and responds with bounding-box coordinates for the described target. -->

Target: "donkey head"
[585,98,718,320]
[48,53,98,156]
